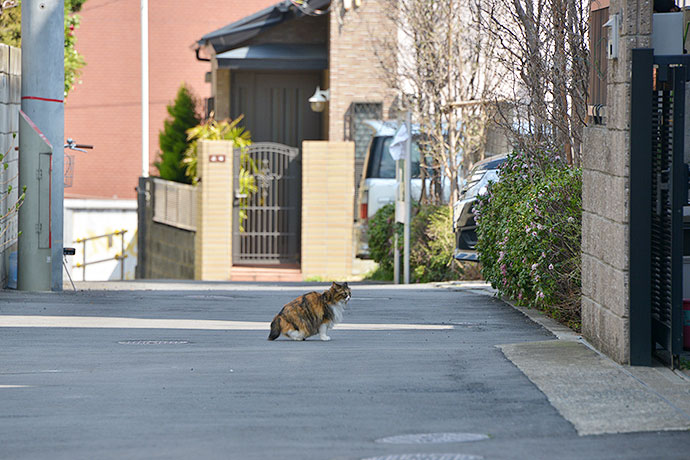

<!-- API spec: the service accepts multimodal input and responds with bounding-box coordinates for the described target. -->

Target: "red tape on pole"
[22,96,64,103]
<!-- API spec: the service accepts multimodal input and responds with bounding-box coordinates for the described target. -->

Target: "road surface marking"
[0,316,453,331]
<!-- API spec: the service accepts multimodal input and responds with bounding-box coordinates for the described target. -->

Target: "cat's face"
[331,282,351,303]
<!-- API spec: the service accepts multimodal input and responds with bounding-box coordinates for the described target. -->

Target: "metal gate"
[630,49,686,367]
[232,142,301,265]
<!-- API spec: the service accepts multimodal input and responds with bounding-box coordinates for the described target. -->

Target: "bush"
[410,205,464,283]
[155,85,200,183]
[367,203,470,283]
[367,203,400,280]
[475,150,582,330]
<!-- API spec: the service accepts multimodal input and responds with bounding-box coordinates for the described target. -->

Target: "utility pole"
[141,0,149,177]
[18,0,64,291]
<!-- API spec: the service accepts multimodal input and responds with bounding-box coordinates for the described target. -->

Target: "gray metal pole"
[404,111,411,284]
[19,0,64,291]
[394,158,401,284]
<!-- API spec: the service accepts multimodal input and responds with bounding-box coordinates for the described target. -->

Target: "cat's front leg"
[318,323,331,341]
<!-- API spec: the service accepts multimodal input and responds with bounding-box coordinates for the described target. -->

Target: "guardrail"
[73,230,128,281]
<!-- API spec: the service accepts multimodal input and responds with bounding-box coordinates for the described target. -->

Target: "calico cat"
[268,282,351,341]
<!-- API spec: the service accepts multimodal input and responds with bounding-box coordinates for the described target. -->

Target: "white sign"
[389,123,410,161]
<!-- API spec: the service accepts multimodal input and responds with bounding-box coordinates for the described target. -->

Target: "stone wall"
[0,44,20,288]
[581,0,651,364]
[301,141,355,280]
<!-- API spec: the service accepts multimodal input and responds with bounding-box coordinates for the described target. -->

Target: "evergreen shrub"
[367,203,470,282]
[155,85,199,183]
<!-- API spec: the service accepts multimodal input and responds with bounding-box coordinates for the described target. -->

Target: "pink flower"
[548,264,554,270]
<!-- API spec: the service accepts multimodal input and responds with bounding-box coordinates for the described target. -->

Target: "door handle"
[234,192,248,206]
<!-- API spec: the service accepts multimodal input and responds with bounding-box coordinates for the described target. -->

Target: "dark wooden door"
[231,71,322,148]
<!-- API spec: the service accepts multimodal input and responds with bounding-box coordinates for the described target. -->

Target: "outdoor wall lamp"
[309,86,330,112]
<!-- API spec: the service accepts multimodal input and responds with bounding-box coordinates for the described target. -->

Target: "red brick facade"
[64,0,275,199]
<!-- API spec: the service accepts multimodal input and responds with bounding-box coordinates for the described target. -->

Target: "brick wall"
[244,14,328,47]
[328,0,396,142]
[64,0,276,200]
[580,0,651,364]
[0,44,20,287]
[301,141,355,280]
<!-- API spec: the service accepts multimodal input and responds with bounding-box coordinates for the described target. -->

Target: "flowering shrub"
[475,150,582,330]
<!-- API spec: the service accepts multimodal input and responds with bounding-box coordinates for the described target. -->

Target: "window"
[589,0,609,123]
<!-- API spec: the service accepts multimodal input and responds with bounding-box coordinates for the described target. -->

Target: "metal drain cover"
[362,455,483,460]
[376,433,489,444]
[118,340,190,345]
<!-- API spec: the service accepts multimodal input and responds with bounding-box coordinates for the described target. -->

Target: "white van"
[354,121,423,258]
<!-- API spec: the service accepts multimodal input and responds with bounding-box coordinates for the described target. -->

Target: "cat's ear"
[343,282,349,288]
[332,281,341,287]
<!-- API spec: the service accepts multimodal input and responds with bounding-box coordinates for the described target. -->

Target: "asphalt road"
[0,282,689,460]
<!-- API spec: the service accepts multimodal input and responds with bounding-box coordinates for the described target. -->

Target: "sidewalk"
[439,281,690,435]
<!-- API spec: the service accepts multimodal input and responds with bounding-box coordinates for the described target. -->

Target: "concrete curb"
[437,282,690,436]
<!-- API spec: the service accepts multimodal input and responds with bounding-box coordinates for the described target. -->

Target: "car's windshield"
[365,136,421,179]
[465,169,500,200]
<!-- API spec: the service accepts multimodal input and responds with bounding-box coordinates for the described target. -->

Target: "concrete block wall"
[580,0,651,364]
[136,178,195,280]
[301,141,355,280]
[194,140,233,281]
[147,222,195,279]
[0,44,20,288]
[328,0,396,141]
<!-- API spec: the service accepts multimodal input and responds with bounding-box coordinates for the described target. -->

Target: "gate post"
[629,48,654,366]
[194,140,234,280]
[301,141,355,280]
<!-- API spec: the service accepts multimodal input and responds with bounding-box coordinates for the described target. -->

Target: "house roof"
[198,0,331,54]
[216,44,327,70]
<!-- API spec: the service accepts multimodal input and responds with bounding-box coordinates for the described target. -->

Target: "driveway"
[0,282,688,459]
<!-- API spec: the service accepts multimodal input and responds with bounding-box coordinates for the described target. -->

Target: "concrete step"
[230,265,302,282]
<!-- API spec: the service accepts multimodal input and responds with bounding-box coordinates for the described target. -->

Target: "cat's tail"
[268,316,281,341]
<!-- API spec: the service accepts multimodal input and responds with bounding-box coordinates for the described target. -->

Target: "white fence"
[152,178,197,231]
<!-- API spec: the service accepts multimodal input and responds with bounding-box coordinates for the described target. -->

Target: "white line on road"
[0,316,453,331]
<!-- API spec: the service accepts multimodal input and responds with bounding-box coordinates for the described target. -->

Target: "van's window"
[365,136,421,179]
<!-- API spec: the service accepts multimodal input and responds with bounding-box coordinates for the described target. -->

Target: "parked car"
[354,121,423,258]
[452,154,507,261]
